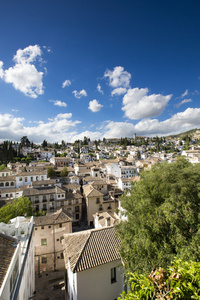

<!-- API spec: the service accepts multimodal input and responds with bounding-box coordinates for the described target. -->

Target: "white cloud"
[176,98,192,108]
[62,79,71,88]
[0,112,80,143]
[0,61,4,78]
[104,66,131,88]
[111,87,127,96]
[102,108,200,138]
[103,121,135,138]
[54,113,72,120]
[11,109,19,113]
[97,84,104,94]
[181,89,189,98]
[1,45,44,98]
[88,99,103,112]
[72,89,87,99]
[122,87,172,120]
[71,130,102,142]
[13,45,42,64]
[49,100,67,107]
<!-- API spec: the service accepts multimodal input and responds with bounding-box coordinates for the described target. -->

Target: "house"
[34,209,73,273]
[62,226,125,300]
[50,157,72,168]
[93,212,119,228]
[16,170,48,188]
[0,216,35,300]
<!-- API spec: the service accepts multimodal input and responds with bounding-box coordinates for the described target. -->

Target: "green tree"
[20,136,31,147]
[0,196,33,223]
[0,164,6,171]
[60,167,68,177]
[118,259,200,300]
[116,158,200,274]
[136,150,140,159]
[42,139,48,148]
[47,167,56,178]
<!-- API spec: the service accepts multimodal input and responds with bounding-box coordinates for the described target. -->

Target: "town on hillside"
[0,130,200,300]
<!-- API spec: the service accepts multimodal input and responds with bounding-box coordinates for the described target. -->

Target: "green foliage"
[47,167,56,178]
[116,158,200,274]
[0,141,17,164]
[60,167,68,177]
[118,259,200,300]
[0,164,6,171]
[0,196,33,223]
[42,139,48,148]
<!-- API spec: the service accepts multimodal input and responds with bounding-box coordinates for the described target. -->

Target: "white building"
[0,216,35,300]
[63,226,125,300]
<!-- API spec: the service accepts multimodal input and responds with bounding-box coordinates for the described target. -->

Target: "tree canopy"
[47,166,56,178]
[0,196,33,223]
[118,259,200,300]
[116,158,200,274]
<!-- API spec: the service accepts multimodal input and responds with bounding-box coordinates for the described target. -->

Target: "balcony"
[34,200,39,204]
[50,198,54,202]
[42,199,47,203]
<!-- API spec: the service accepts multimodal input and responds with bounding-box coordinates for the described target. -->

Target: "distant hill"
[168,128,200,139]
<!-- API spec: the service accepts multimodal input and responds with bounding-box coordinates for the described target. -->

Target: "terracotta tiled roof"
[0,233,17,288]
[63,226,121,273]
[83,185,104,197]
[34,208,73,226]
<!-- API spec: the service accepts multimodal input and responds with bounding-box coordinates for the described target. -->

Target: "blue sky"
[1,0,200,143]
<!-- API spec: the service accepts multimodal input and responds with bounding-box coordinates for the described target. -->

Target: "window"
[41,226,44,229]
[59,223,62,228]
[96,197,100,204]
[41,238,47,246]
[60,252,64,259]
[76,213,79,220]
[41,256,47,264]
[111,267,117,284]
[60,236,64,243]
[6,182,9,186]
[99,204,103,211]
[11,182,14,186]
[35,228,37,231]
[0,183,3,187]
[48,225,51,229]
[75,206,79,212]
[25,177,27,182]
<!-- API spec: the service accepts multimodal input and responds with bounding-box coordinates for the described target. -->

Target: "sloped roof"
[0,233,17,289]
[34,208,73,226]
[63,226,121,273]
[83,185,104,198]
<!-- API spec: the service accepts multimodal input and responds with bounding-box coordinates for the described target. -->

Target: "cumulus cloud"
[0,45,44,98]
[122,87,172,120]
[97,84,104,94]
[0,112,81,143]
[71,130,102,142]
[72,89,87,99]
[104,66,131,88]
[102,108,200,138]
[111,87,127,96]
[0,61,4,78]
[49,99,67,107]
[88,99,103,112]
[103,121,135,138]
[62,79,71,88]
[176,98,192,108]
